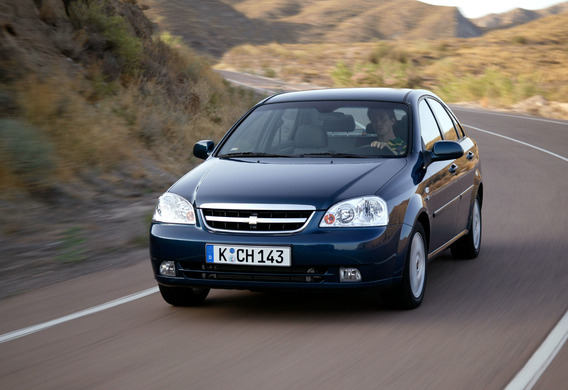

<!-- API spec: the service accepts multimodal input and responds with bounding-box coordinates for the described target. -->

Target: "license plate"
[206,244,291,267]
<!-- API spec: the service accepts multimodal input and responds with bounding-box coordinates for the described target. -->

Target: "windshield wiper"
[218,152,290,158]
[298,152,368,158]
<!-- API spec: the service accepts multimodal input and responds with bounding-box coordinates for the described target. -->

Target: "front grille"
[179,263,327,283]
[200,205,314,233]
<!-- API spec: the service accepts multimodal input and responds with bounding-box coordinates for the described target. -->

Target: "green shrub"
[89,72,119,99]
[0,119,54,187]
[367,42,391,64]
[331,60,421,89]
[56,226,87,263]
[435,69,540,106]
[331,61,354,87]
[367,42,411,65]
[263,67,277,78]
[512,36,528,45]
[159,32,184,48]
[69,0,143,74]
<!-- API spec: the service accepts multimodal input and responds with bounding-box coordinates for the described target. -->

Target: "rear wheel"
[383,222,427,310]
[451,196,482,259]
[159,285,210,306]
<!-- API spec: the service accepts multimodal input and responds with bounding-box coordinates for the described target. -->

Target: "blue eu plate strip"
[206,244,214,263]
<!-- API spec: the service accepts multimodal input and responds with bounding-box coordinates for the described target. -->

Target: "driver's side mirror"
[193,140,215,160]
[424,140,464,166]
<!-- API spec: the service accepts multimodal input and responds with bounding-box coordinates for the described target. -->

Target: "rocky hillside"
[0,0,254,196]
[473,1,568,31]
[142,0,482,57]
[143,0,568,58]
[0,0,256,298]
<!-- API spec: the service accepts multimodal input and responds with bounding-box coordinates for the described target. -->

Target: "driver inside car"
[367,108,407,155]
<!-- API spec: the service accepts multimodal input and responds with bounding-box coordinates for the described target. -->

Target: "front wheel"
[382,222,427,310]
[159,285,210,306]
[451,196,482,259]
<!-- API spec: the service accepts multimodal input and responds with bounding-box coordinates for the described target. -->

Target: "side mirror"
[430,140,464,162]
[193,140,215,160]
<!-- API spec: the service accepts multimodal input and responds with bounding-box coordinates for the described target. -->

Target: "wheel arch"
[396,194,430,274]
[476,182,484,208]
[416,212,430,252]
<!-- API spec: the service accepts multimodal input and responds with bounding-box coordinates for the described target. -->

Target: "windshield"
[217,101,409,158]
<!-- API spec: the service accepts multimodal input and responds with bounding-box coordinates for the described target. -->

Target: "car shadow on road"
[165,288,419,324]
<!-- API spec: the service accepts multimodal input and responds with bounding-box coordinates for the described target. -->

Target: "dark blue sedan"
[150,88,483,309]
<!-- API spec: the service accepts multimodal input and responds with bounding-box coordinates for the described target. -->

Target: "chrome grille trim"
[200,203,316,211]
[199,204,315,233]
[206,216,307,224]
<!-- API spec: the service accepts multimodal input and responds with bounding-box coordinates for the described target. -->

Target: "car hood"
[169,158,406,210]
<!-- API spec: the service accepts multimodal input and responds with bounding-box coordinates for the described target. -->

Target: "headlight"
[320,196,388,227]
[153,193,196,224]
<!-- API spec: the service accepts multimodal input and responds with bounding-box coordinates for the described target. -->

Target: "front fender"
[394,194,428,275]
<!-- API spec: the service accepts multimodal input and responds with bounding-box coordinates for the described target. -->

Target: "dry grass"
[217,12,568,108]
[0,0,257,194]
[14,73,132,175]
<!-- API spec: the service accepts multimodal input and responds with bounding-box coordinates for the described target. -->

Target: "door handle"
[466,151,474,160]
[449,163,458,174]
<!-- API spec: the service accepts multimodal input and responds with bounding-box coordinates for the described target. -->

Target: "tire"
[382,222,427,310]
[159,285,210,306]
[451,196,482,259]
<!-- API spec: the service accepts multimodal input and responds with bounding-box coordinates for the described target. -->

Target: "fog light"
[339,267,362,282]
[159,261,176,276]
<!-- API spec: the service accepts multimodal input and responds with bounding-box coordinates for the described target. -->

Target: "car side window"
[449,111,465,138]
[419,100,442,150]
[219,109,273,153]
[427,99,459,141]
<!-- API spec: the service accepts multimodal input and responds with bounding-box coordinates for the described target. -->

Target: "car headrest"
[321,113,356,133]
[295,125,328,148]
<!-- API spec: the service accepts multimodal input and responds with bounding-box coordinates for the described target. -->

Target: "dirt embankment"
[0,0,186,299]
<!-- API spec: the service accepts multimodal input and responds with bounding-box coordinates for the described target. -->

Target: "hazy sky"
[418,0,567,18]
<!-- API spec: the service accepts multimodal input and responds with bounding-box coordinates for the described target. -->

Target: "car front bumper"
[150,220,409,291]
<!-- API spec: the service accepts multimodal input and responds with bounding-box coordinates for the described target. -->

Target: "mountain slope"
[142,0,481,57]
[473,1,568,31]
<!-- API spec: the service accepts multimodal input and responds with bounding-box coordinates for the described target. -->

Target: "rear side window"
[449,111,465,138]
[419,100,442,150]
[427,99,459,141]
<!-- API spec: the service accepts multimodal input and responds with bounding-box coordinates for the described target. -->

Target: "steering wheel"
[348,144,395,157]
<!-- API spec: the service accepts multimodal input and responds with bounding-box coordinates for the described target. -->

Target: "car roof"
[262,88,426,104]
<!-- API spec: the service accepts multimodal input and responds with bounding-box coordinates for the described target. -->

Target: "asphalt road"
[216,69,323,94]
[1,92,567,389]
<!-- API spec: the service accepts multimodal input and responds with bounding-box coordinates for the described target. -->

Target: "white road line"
[0,287,158,344]
[464,125,568,163]
[454,107,568,126]
[504,310,568,390]
[466,123,568,389]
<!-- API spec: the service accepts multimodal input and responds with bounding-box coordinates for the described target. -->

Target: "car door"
[446,110,480,233]
[427,99,479,234]
[418,99,461,254]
